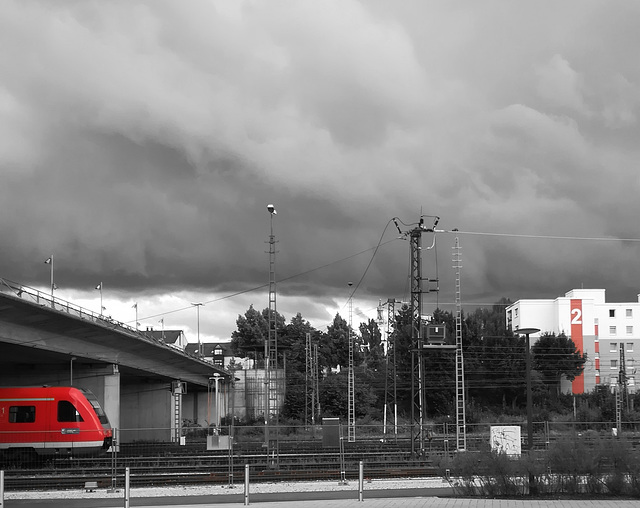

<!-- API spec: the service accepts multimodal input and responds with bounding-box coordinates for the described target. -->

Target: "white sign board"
[490,425,521,456]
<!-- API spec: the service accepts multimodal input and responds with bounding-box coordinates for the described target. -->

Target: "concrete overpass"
[0,278,230,443]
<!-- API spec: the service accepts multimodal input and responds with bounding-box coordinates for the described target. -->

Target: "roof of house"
[184,342,233,357]
[144,329,183,345]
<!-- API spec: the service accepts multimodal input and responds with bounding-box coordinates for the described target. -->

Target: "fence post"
[110,428,118,491]
[358,461,364,502]
[1,470,4,508]
[244,464,250,506]
[124,467,130,508]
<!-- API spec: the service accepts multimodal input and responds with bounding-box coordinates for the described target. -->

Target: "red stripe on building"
[571,299,584,394]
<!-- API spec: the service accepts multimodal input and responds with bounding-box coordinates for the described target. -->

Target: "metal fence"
[2,420,640,490]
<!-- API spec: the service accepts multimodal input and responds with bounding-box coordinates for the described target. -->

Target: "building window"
[611,359,618,369]
[628,359,635,369]
[610,375,618,385]
[515,308,519,317]
[610,342,618,352]
[610,326,617,335]
[628,343,634,352]
[627,326,633,335]
[629,376,636,387]
[214,347,223,355]
[627,309,633,318]
[610,309,616,318]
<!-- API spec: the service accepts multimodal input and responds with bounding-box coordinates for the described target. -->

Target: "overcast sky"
[2,1,640,343]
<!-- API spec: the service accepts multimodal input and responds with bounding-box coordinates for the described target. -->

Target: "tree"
[318,371,378,419]
[532,332,586,397]
[230,305,286,367]
[388,304,413,415]
[359,318,384,372]
[280,313,320,421]
[322,313,362,370]
[230,305,267,365]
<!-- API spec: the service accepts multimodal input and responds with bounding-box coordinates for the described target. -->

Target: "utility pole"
[394,215,441,456]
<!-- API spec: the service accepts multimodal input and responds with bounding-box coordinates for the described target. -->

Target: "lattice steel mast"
[617,345,628,434]
[305,332,318,427]
[394,215,440,456]
[265,204,279,466]
[384,298,400,437]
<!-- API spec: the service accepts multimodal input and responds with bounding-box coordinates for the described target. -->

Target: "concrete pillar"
[74,365,120,432]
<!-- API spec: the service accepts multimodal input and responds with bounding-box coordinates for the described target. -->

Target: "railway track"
[4,462,438,491]
[2,441,440,491]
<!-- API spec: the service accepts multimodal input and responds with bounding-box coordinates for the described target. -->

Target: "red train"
[0,386,112,461]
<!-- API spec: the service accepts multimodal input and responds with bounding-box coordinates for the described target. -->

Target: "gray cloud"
[2,0,640,339]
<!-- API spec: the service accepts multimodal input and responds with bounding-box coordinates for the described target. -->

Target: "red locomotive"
[0,386,112,461]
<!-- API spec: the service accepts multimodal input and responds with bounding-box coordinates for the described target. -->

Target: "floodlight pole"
[192,303,204,358]
[265,204,279,467]
[516,328,540,452]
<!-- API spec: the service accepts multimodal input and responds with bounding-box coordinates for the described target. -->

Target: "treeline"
[229,299,637,424]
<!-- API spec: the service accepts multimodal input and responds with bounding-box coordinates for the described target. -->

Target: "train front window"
[82,390,110,426]
[9,405,35,423]
[58,400,84,422]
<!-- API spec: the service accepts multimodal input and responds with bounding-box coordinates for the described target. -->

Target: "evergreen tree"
[532,332,586,397]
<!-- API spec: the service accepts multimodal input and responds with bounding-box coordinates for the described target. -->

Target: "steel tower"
[265,204,279,466]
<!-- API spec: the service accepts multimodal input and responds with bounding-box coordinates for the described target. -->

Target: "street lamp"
[44,255,55,305]
[516,327,540,452]
[95,282,104,315]
[191,303,204,358]
[213,373,221,431]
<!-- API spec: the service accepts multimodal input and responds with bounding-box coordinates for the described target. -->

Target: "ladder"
[347,295,356,442]
[172,381,184,444]
[453,237,466,451]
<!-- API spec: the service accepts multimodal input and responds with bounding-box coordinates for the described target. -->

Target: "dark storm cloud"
[1,0,640,340]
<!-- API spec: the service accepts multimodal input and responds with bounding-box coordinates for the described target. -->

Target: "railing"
[0,277,193,352]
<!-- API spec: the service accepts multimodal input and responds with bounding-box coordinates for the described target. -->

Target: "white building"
[506,289,638,394]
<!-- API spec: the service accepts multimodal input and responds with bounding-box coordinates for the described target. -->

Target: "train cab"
[0,386,112,459]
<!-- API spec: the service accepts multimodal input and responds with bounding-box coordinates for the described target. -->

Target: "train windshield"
[81,389,110,427]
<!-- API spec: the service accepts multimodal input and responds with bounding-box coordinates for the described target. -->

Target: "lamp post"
[213,373,221,431]
[44,256,55,304]
[133,302,138,330]
[192,303,204,358]
[95,282,103,315]
[516,327,540,452]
